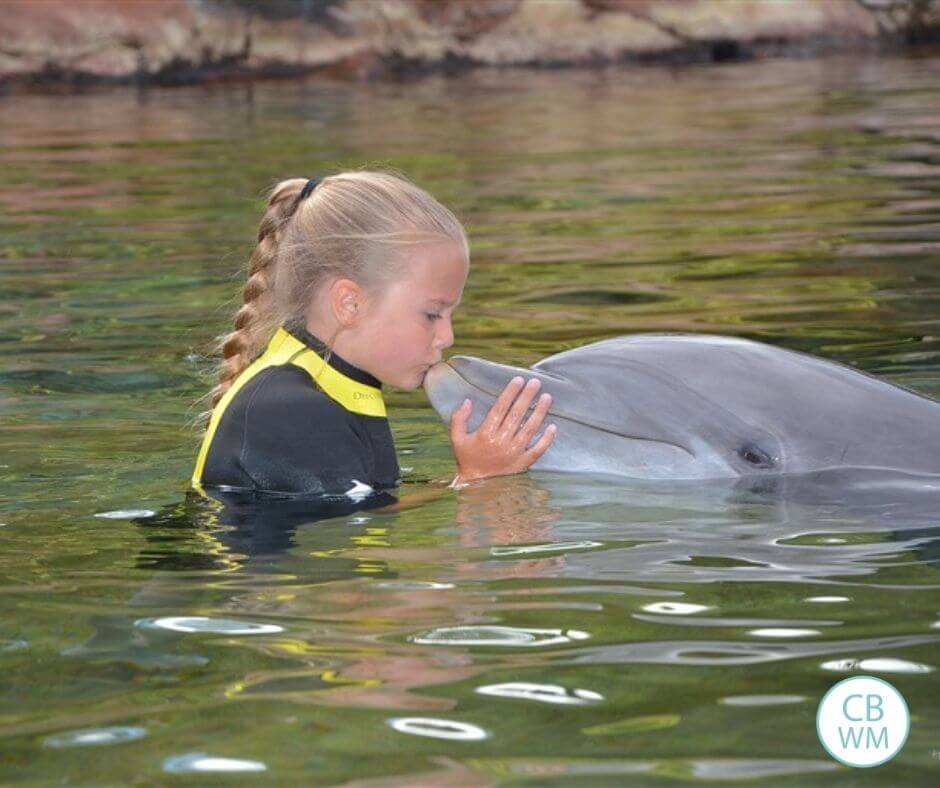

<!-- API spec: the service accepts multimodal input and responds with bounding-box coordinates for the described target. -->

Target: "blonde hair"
[206,169,468,411]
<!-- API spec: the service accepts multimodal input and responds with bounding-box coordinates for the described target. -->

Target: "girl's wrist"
[450,469,481,488]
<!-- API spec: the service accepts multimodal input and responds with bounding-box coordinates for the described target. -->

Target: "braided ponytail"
[209,178,307,409]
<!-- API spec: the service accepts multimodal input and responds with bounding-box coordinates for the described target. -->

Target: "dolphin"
[423,334,940,481]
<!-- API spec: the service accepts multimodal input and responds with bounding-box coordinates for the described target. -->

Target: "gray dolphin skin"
[423,334,940,481]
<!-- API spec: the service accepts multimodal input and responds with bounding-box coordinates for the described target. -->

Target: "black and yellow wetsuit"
[192,320,400,497]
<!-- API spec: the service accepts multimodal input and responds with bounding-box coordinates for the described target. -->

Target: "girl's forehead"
[401,245,468,290]
[413,239,467,267]
[406,279,465,308]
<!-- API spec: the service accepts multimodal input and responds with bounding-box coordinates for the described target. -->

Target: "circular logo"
[817,676,909,767]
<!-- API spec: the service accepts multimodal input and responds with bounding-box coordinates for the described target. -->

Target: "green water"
[1,56,939,784]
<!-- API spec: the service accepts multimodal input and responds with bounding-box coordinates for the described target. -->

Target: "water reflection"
[23,447,940,782]
[135,616,284,635]
[465,757,839,781]
[79,469,940,750]
[134,489,398,573]
[411,626,590,648]
[162,753,267,773]
[719,695,806,706]
[94,509,156,519]
[821,657,934,674]
[497,471,940,585]
[43,726,147,748]
[475,682,603,706]
[386,717,489,741]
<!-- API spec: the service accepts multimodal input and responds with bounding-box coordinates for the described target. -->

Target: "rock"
[0,0,935,92]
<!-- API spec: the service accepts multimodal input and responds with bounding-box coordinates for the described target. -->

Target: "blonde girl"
[192,170,556,497]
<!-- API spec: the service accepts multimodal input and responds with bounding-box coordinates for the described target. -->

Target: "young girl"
[192,170,556,498]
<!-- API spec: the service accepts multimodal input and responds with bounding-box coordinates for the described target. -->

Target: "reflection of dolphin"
[492,473,940,584]
[424,334,940,480]
[442,473,940,672]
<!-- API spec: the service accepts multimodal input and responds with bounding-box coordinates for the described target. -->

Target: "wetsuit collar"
[284,320,382,389]
[281,320,386,417]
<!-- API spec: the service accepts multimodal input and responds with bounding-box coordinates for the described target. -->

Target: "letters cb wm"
[816,675,910,767]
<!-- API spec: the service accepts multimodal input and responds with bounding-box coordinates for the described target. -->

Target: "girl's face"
[350,240,469,390]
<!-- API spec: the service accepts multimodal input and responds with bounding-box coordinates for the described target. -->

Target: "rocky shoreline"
[1,0,938,94]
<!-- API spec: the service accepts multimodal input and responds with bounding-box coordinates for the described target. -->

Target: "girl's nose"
[435,316,454,350]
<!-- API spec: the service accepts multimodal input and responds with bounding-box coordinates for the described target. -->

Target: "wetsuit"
[192,320,400,497]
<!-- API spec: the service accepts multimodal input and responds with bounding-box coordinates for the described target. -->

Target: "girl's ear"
[329,278,364,326]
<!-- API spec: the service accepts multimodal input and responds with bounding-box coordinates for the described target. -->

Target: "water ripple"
[490,540,603,556]
[641,602,711,615]
[163,753,267,773]
[476,682,603,705]
[558,634,940,666]
[821,657,934,674]
[134,617,284,635]
[387,717,488,741]
[719,695,806,706]
[43,726,147,748]
[411,626,590,648]
[94,509,155,520]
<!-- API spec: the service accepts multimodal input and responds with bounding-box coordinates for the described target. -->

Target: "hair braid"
[209,178,308,409]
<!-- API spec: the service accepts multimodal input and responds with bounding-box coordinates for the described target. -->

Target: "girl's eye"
[425,312,442,322]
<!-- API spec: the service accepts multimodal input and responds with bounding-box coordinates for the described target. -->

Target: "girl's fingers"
[517,391,552,445]
[524,423,557,462]
[483,376,525,430]
[503,378,542,432]
[449,398,472,442]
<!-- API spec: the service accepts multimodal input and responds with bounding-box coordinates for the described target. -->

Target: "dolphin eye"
[738,443,774,469]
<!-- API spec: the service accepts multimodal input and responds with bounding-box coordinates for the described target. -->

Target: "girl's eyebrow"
[430,298,458,307]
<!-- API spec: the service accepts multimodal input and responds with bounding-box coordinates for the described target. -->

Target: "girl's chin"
[386,372,424,391]
[413,367,435,390]
[379,366,431,391]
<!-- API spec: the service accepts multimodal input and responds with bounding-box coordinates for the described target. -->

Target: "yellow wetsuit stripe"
[289,349,387,418]
[191,327,386,488]
[192,328,298,488]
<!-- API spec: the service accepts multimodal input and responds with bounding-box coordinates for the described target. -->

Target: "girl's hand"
[448,376,557,486]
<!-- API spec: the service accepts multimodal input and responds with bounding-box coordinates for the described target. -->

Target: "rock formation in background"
[0,0,937,92]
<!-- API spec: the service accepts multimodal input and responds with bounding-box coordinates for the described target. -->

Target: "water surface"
[1,55,939,784]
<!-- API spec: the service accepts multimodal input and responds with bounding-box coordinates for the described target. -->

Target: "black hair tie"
[299,177,321,200]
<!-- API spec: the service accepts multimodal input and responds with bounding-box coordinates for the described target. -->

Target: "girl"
[192,170,556,498]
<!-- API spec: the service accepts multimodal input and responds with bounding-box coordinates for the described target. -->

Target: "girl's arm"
[374,479,455,513]
[376,378,555,512]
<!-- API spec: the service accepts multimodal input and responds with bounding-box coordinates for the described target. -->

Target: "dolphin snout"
[424,357,476,394]
[423,360,456,392]
[423,360,467,421]
[444,356,472,374]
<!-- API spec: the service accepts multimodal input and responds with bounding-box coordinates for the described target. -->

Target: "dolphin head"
[423,350,748,479]
[423,356,547,435]
[424,335,940,481]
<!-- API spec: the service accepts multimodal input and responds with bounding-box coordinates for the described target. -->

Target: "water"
[1,55,939,784]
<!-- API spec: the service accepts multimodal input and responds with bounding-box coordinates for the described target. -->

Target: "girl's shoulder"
[201,362,388,496]
[222,363,373,492]
[238,363,359,428]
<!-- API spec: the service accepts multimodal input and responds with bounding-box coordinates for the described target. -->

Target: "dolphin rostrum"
[423,334,940,481]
